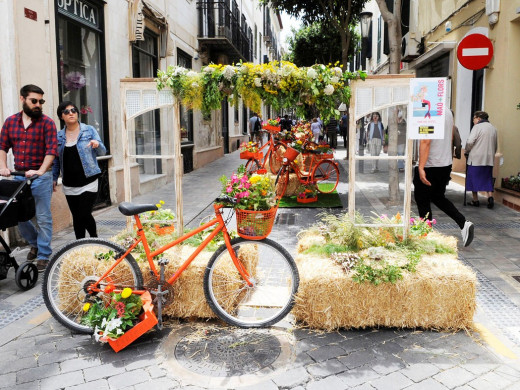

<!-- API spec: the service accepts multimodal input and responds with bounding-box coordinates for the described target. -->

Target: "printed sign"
[408,78,447,140]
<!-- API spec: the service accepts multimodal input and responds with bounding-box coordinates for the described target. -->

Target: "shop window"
[177,49,194,144]
[132,29,162,176]
[57,2,107,144]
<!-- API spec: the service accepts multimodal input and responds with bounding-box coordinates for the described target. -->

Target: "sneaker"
[487,197,494,209]
[36,260,48,273]
[27,247,38,261]
[461,221,474,247]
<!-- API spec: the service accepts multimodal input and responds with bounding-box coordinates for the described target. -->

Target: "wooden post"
[173,101,184,235]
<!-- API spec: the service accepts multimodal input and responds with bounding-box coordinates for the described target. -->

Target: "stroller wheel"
[15,261,38,290]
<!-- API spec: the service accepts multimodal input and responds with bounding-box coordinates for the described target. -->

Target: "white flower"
[254,77,262,87]
[307,68,318,79]
[191,82,199,88]
[203,66,215,73]
[186,70,197,78]
[333,67,343,77]
[282,65,293,77]
[331,76,339,84]
[239,65,248,74]
[324,84,335,95]
[223,65,236,80]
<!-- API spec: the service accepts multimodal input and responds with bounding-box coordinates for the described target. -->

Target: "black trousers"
[413,165,466,229]
[65,191,98,239]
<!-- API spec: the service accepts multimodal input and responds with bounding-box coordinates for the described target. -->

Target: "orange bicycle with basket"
[42,196,299,334]
[275,142,340,198]
[240,125,289,175]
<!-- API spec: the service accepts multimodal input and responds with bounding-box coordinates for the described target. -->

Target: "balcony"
[197,0,252,63]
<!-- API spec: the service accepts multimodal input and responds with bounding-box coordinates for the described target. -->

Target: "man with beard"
[0,84,58,271]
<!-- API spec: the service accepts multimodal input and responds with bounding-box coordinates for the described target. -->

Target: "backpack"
[254,117,261,132]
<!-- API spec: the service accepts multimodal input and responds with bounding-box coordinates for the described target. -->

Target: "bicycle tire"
[269,144,286,174]
[42,238,143,334]
[275,166,289,198]
[313,160,339,193]
[203,237,299,327]
[245,158,261,174]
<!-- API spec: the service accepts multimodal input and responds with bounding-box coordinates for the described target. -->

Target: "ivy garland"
[156,61,366,122]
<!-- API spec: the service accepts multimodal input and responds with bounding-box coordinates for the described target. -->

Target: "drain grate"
[97,220,127,228]
[174,328,281,377]
[275,213,295,225]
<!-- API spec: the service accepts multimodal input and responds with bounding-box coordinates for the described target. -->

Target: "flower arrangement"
[219,166,276,210]
[81,287,143,342]
[289,139,305,153]
[409,216,436,237]
[64,71,86,90]
[502,173,520,192]
[275,129,294,141]
[157,61,366,122]
[265,118,280,126]
[240,141,259,153]
[80,105,93,115]
[297,183,318,200]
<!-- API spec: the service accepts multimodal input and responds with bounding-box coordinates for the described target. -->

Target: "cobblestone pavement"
[1,145,520,390]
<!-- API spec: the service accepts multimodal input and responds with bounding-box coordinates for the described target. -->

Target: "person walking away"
[340,112,349,159]
[249,112,262,146]
[311,118,321,143]
[397,109,407,171]
[413,108,474,247]
[326,117,338,149]
[0,84,58,271]
[52,101,106,239]
[367,112,384,172]
[465,111,498,209]
[280,114,292,131]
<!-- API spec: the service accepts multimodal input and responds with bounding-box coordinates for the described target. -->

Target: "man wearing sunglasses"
[0,84,58,271]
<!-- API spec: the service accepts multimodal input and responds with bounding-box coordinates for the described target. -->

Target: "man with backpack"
[249,112,262,146]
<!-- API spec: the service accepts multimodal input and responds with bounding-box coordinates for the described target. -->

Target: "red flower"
[115,301,126,317]
[105,284,115,294]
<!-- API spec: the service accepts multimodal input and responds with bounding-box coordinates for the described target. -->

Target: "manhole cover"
[174,328,281,377]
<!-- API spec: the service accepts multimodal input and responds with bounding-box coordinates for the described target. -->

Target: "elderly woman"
[465,111,498,209]
[52,101,106,238]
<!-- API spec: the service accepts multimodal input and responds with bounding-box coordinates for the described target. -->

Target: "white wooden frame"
[348,75,415,237]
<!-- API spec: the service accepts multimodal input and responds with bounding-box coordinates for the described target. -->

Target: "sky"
[280,12,302,50]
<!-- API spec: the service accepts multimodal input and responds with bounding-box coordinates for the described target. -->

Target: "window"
[377,15,382,63]
[132,29,162,175]
[57,3,107,144]
[177,49,194,144]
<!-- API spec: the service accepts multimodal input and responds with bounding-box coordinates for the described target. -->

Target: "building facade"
[0,0,283,234]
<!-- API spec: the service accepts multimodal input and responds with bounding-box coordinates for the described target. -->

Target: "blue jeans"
[15,171,53,260]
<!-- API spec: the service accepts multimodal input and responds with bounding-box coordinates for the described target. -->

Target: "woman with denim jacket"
[52,101,106,238]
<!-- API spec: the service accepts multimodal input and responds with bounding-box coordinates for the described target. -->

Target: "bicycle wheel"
[269,143,286,174]
[313,160,339,193]
[204,237,299,327]
[245,158,261,174]
[275,166,289,198]
[42,238,143,334]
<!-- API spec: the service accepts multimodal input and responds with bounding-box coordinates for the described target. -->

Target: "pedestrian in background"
[0,84,58,271]
[367,112,384,172]
[340,111,349,159]
[52,101,106,239]
[465,111,498,209]
[397,109,407,171]
[413,109,474,247]
[248,112,262,146]
[311,118,321,143]
[326,116,338,148]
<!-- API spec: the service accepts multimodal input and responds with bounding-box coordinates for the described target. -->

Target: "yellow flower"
[156,203,161,208]
[249,175,261,184]
[160,200,165,205]
[82,303,91,312]
[121,288,133,299]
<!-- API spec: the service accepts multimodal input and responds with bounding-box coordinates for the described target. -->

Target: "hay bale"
[296,231,326,253]
[293,248,476,331]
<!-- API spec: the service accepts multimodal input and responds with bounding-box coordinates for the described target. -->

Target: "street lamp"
[357,12,372,173]
[359,12,373,39]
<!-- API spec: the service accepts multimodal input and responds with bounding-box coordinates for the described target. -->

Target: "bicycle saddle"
[118,202,158,216]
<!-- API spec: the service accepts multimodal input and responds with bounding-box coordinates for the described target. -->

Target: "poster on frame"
[408,77,447,140]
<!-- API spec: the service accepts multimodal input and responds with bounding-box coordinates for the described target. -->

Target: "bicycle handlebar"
[215,195,238,206]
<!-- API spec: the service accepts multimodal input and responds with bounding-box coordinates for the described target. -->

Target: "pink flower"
[244,182,251,189]
[226,186,233,193]
[410,218,415,224]
[431,219,437,225]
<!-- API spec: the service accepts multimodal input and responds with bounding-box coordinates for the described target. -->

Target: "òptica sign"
[56,0,99,29]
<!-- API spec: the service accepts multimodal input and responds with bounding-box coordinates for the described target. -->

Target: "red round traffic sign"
[457,34,494,70]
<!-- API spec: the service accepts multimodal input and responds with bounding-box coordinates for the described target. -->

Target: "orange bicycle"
[242,129,288,174]
[42,197,299,332]
[275,145,340,198]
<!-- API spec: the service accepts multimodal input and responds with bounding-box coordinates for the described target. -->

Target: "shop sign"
[56,0,99,29]
[408,77,447,140]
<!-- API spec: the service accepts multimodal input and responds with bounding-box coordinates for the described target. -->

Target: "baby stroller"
[0,172,38,290]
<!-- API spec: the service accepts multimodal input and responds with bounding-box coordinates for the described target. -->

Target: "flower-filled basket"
[284,146,300,162]
[240,151,264,161]
[297,183,318,204]
[107,291,157,352]
[220,166,278,240]
[239,142,263,161]
[140,201,175,236]
[262,124,281,133]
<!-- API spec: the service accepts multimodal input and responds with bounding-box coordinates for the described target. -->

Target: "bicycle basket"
[236,206,278,240]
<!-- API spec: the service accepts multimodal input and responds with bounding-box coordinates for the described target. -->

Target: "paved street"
[1,144,520,390]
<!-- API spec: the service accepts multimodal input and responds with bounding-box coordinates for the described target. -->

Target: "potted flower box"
[297,196,318,204]
[107,291,158,353]
[502,177,520,192]
[239,151,264,160]
[262,124,281,133]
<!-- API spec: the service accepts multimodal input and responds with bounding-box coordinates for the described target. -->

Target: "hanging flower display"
[64,71,86,90]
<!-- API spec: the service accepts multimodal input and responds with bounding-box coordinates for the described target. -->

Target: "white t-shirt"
[425,109,453,168]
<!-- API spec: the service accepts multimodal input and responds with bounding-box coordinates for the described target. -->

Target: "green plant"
[81,287,143,341]
[240,141,259,153]
[141,200,175,227]
[297,182,318,199]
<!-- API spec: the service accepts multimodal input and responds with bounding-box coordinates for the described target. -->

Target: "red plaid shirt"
[0,112,58,171]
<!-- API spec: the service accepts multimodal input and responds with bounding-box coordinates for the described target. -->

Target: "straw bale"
[293,251,476,331]
[270,173,301,196]
[296,231,326,253]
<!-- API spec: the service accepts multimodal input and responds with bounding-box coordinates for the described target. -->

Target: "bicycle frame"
[88,203,253,295]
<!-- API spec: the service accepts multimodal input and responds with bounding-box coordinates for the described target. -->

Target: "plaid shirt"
[0,111,58,171]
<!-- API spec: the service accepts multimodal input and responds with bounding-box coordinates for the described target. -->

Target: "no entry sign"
[457,34,494,70]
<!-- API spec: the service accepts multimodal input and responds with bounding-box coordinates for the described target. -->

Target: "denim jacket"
[52,122,106,182]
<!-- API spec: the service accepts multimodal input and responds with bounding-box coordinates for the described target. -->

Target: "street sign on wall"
[457,34,494,70]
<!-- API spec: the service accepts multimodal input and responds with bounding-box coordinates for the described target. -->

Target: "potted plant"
[502,173,520,192]
[297,182,319,203]
[140,200,175,235]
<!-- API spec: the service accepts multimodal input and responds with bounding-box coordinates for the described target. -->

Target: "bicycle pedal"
[158,258,169,266]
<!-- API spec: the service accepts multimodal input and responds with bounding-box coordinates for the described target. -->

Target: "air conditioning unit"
[401,32,419,62]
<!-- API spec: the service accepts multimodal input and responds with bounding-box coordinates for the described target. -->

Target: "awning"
[408,41,457,69]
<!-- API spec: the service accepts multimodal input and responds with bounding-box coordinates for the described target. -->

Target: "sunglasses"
[63,108,78,115]
[26,98,46,105]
